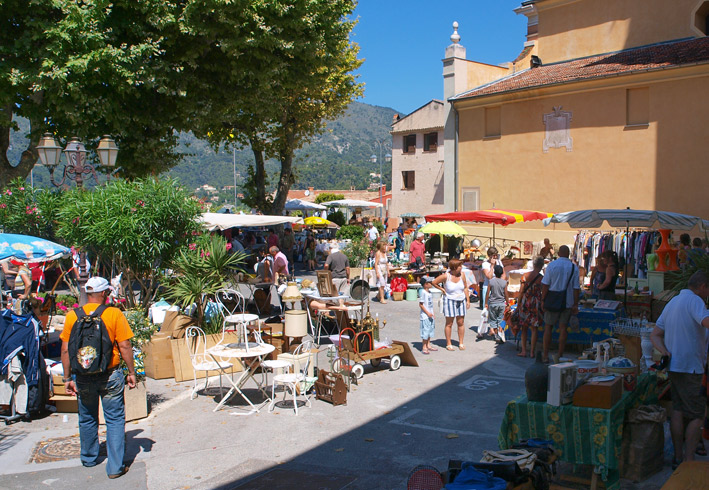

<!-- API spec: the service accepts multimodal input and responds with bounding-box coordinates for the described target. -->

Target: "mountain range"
[10,101,400,195]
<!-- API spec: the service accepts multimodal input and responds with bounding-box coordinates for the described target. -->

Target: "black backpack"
[68,305,114,375]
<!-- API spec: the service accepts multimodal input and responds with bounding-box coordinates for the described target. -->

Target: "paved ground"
[0,268,704,489]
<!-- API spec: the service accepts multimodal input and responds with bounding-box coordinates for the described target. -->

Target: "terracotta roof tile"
[454,37,709,101]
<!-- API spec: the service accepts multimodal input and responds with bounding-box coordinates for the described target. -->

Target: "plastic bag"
[445,463,506,490]
[477,308,489,336]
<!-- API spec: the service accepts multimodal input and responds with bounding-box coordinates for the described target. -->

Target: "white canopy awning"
[320,199,383,209]
[200,213,303,231]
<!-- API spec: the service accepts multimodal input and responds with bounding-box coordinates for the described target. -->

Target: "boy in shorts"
[419,277,436,354]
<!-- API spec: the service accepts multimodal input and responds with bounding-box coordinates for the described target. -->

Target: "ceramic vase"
[525,351,549,402]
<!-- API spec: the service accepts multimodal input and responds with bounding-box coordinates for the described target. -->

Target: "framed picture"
[316,270,336,297]
[594,300,621,310]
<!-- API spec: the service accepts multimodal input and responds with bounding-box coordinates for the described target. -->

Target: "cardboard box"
[573,376,622,409]
[160,310,195,339]
[170,332,244,383]
[99,381,148,424]
[277,350,318,378]
[50,394,78,413]
[143,333,175,380]
[52,375,68,396]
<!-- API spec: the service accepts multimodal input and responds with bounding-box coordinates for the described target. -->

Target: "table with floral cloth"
[552,306,624,345]
[498,373,657,489]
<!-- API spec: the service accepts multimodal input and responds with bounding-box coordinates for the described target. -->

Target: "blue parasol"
[0,234,71,263]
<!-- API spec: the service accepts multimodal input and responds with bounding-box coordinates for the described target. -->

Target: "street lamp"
[35,133,119,304]
[36,134,118,189]
[370,141,391,219]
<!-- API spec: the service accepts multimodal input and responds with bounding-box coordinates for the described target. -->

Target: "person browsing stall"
[374,241,390,303]
[482,247,505,309]
[540,245,579,363]
[485,265,509,344]
[409,232,426,265]
[60,277,135,479]
[650,271,709,468]
[324,245,350,294]
[516,256,545,357]
[269,246,289,284]
[367,222,380,243]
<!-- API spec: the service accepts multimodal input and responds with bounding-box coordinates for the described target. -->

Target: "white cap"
[85,276,112,293]
[417,232,425,239]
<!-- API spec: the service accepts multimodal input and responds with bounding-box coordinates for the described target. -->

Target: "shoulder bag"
[543,264,576,312]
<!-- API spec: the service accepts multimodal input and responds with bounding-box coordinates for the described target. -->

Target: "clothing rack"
[573,228,660,308]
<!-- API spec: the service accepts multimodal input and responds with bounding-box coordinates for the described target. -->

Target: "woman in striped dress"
[433,258,471,350]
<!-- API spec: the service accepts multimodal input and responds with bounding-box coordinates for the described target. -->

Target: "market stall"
[545,208,709,308]
[499,372,657,490]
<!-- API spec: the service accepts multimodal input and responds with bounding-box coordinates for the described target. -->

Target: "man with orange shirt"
[60,277,135,479]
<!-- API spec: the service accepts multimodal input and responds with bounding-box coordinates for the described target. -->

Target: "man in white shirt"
[367,223,379,243]
[540,245,579,362]
[651,271,709,467]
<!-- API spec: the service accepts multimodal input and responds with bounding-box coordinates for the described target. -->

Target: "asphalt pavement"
[0,268,696,489]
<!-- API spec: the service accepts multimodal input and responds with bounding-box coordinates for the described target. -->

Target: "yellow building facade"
[443,0,709,242]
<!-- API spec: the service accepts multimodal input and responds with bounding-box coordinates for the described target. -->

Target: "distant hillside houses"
[197,184,218,194]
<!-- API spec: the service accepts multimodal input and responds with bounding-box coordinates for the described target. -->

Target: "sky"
[351,1,528,115]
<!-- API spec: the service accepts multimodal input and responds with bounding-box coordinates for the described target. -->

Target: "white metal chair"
[268,340,316,415]
[185,326,233,400]
[215,288,246,320]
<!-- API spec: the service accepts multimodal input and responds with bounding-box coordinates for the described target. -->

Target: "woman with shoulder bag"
[516,256,545,357]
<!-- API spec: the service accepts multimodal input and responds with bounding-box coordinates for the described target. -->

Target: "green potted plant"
[342,237,372,278]
[164,234,248,328]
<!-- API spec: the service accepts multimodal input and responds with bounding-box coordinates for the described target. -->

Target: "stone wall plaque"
[543,106,573,152]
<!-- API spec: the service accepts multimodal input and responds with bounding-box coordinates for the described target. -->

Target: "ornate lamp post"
[370,141,391,220]
[36,134,118,189]
[35,133,119,303]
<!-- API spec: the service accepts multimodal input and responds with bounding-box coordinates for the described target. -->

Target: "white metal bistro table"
[207,342,275,415]
[224,313,260,327]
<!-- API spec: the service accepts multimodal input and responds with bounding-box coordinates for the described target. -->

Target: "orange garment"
[60,303,133,369]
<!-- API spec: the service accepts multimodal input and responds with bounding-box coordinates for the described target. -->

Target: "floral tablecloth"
[498,373,657,489]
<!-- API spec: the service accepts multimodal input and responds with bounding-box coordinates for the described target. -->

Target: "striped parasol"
[425,209,553,240]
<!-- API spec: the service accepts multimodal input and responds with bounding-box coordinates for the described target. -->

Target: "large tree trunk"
[271,129,296,216]
[0,107,39,188]
[248,137,271,213]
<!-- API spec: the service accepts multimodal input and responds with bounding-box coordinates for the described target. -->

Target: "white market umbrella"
[545,208,709,231]
[320,199,383,209]
[284,199,327,211]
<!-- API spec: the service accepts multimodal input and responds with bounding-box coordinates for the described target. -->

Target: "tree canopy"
[0,0,362,192]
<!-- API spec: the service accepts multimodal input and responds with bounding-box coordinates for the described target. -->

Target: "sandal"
[428,346,439,351]
[446,345,455,351]
[459,344,466,350]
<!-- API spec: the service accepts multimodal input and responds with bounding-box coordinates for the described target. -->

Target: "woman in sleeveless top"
[374,241,390,303]
[432,258,470,350]
[517,256,545,358]
[590,254,606,298]
[598,250,619,300]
